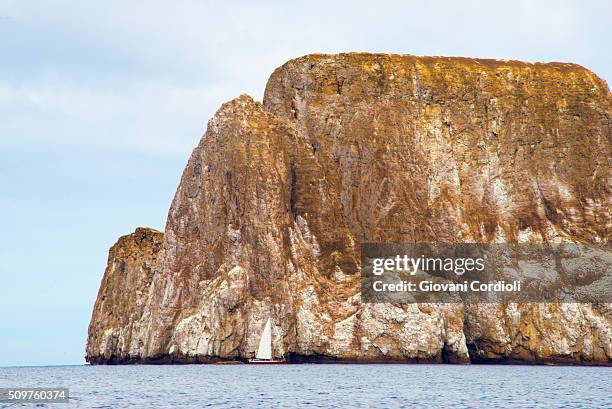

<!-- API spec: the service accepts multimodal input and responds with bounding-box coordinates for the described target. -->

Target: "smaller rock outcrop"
[86,227,163,364]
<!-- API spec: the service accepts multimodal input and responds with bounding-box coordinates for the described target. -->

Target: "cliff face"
[86,53,611,365]
[86,228,163,363]
[264,54,610,244]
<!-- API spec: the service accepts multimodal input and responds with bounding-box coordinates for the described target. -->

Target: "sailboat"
[248,317,286,364]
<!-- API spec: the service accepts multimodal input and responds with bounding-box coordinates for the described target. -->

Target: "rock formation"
[86,53,611,365]
[87,228,163,363]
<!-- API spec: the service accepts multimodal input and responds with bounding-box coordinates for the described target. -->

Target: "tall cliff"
[86,54,611,365]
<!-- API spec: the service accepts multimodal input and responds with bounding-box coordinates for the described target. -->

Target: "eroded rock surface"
[87,54,611,365]
[86,228,163,363]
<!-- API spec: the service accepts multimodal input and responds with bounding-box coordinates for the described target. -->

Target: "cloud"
[0,0,609,158]
[0,80,233,155]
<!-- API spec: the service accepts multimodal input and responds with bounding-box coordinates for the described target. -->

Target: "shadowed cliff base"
[86,352,611,366]
[86,53,611,366]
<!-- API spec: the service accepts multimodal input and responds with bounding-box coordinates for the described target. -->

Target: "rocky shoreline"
[88,353,611,366]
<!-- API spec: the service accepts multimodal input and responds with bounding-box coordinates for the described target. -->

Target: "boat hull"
[248,359,287,365]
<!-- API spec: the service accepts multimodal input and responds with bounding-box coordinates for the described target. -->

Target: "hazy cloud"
[1,0,609,156]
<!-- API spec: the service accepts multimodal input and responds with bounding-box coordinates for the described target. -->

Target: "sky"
[0,0,610,367]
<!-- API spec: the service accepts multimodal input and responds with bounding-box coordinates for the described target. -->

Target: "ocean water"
[0,364,610,408]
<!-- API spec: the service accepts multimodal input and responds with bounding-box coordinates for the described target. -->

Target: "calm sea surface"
[0,364,610,408]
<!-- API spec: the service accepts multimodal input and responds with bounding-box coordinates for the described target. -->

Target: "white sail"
[255,318,272,360]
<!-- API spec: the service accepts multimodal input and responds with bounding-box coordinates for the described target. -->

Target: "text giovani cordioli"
[372,280,522,293]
